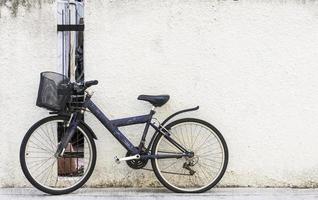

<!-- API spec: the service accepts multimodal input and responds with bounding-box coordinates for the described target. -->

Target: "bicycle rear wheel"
[151,118,228,193]
[20,116,96,195]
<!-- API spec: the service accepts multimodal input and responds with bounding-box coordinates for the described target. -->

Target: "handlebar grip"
[84,80,98,88]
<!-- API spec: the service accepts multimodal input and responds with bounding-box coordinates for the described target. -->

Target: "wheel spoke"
[28,138,54,154]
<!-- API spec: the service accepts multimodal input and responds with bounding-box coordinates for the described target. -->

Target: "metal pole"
[57,0,84,82]
[69,0,76,82]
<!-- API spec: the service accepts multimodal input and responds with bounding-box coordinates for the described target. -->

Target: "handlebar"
[71,80,98,93]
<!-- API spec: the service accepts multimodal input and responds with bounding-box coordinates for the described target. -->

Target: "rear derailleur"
[183,156,199,175]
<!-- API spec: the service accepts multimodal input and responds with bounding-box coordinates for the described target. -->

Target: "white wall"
[0,3,57,187]
[1,0,318,187]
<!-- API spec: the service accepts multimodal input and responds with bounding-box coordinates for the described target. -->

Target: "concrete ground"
[0,188,318,200]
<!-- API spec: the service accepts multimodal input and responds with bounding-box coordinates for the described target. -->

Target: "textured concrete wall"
[0,3,57,187]
[1,0,318,187]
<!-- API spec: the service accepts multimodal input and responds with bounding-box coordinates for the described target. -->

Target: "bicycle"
[20,71,228,195]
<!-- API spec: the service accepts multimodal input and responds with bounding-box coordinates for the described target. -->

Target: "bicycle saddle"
[137,95,170,107]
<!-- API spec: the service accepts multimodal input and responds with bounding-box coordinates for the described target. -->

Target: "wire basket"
[36,72,72,111]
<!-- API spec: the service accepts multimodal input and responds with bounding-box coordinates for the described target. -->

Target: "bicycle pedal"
[114,156,120,164]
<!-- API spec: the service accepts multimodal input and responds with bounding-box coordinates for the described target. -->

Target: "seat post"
[150,106,156,116]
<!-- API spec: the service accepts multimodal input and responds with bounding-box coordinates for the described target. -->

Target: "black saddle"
[137,95,170,107]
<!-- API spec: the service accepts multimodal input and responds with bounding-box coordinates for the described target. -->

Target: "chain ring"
[125,148,148,169]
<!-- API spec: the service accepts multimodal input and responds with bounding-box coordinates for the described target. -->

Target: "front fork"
[54,112,80,157]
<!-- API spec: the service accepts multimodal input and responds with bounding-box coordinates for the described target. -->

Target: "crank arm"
[115,154,140,164]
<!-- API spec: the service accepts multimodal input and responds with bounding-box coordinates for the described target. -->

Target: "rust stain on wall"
[0,0,53,16]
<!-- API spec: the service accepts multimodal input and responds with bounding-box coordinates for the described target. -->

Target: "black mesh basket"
[36,72,72,111]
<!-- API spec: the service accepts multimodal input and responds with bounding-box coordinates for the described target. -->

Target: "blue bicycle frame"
[56,94,197,159]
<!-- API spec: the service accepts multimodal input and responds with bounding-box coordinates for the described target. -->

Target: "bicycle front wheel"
[20,116,96,195]
[151,118,228,193]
